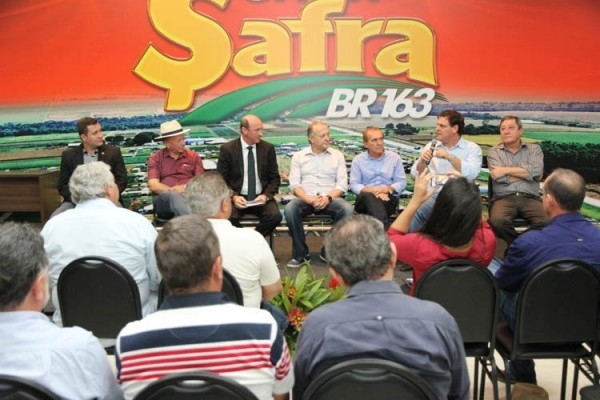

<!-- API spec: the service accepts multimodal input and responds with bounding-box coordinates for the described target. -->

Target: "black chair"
[157,269,244,307]
[57,256,142,352]
[0,375,60,400]
[413,259,500,400]
[494,259,600,400]
[132,370,258,400]
[302,358,436,400]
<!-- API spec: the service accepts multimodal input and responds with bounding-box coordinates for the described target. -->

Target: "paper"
[244,199,266,207]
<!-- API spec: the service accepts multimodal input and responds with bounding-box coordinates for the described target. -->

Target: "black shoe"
[496,368,516,384]
[396,261,412,271]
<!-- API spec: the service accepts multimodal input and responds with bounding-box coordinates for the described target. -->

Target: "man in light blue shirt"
[410,109,482,231]
[350,126,407,229]
[42,162,160,325]
[285,121,353,267]
[0,222,122,399]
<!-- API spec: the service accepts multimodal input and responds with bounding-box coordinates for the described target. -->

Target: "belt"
[506,192,540,200]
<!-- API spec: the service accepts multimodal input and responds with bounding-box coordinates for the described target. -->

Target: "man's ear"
[211,255,224,288]
[329,267,346,287]
[389,242,398,270]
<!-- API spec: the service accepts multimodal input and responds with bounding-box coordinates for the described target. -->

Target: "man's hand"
[233,195,248,209]
[311,195,329,211]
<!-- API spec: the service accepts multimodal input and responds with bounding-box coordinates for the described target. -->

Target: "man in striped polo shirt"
[115,215,293,400]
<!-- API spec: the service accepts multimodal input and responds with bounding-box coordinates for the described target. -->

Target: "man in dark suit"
[52,117,128,217]
[217,114,282,237]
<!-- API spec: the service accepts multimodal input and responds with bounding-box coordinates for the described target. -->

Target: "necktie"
[247,146,256,200]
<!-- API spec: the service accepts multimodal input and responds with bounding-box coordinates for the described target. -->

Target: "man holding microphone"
[409,109,482,231]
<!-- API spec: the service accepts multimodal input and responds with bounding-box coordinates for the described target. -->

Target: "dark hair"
[545,168,585,212]
[0,222,48,310]
[419,177,482,247]
[154,215,221,293]
[500,115,522,130]
[324,214,391,285]
[76,117,99,136]
[439,110,465,135]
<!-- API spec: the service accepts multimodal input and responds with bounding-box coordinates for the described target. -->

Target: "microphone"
[425,139,437,166]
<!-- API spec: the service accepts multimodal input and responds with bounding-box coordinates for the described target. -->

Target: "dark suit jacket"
[58,143,128,202]
[217,138,280,200]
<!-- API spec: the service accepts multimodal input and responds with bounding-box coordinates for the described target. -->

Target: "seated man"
[293,214,469,400]
[284,121,354,267]
[495,168,600,384]
[217,114,282,237]
[487,115,549,246]
[185,172,286,328]
[116,215,294,400]
[53,116,128,217]
[148,120,204,218]
[41,162,160,325]
[350,126,407,229]
[0,222,122,399]
[409,109,482,231]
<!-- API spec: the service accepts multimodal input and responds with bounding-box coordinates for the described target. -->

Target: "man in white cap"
[148,120,204,218]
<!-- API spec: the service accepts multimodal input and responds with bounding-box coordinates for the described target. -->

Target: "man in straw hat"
[148,120,204,218]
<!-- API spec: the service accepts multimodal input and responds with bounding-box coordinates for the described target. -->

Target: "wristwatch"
[326,195,333,203]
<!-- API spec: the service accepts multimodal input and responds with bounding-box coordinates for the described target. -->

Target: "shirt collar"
[159,291,230,310]
[347,279,403,297]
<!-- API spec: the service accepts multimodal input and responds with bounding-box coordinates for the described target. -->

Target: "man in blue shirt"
[409,109,482,231]
[350,126,407,229]
[0,222,122,399]
[294,215,470,400]
[495,168,600,383]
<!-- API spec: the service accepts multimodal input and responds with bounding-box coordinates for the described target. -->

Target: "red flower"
[287,306,307,330]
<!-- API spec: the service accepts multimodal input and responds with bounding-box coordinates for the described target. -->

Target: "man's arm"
[262,144,281,200]
[217,143,240,196]
[107,146,128,194]
[58,150,75,202]
[262,280,283,302]
[458,141,482,180]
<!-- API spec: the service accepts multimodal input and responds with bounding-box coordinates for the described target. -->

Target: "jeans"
[284,198,354,260]
[499,290,537,384]
[153,192,190,218]
[261,301,289,331]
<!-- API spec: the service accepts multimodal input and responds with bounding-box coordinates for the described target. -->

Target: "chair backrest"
[157,269,244,308]
[413,259,498,346]
[0,375,60,400]
[132,370,259,400]
[57,256,142,340]
[514,259,600,346]
[222,269,244,306]
[302,358,436,400]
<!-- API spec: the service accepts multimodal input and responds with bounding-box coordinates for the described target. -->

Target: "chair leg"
[473,357,479,400]
[572,358,580,400]
[503,359,513,400]
[560,358,568,400]
[488,356,500,400]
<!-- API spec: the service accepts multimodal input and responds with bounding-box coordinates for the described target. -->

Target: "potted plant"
[271,264,347,355]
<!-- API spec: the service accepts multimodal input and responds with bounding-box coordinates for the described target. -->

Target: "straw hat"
[155,120,190,140]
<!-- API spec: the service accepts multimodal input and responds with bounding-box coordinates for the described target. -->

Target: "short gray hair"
[186,171,231,217]
[69,162,116,204]
[0,222,48,310]
[324,214,391,285]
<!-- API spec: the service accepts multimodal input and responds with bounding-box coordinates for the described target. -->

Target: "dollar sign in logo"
[134,0,232,111]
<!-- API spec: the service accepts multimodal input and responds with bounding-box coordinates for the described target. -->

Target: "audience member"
[186,172,286,328]
[487,115,549,245]
[217,114,282,237]
[410,109,482,231]
[293,214,469,400]
[388,171,496,294]
[147,120,204,218]
[495,168,600,384]
[285,121,353,267]
[53,116,127,217]
[350,126,407,229]
[41,162,159,325]
[0,222,122,399]
[116,215,293,400]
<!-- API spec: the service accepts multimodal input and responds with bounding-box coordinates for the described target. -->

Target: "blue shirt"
[350,150,407,195]
[495,213,600,292]
[294,280,469,400]
[411,137,482,183]
[0,311,122,399]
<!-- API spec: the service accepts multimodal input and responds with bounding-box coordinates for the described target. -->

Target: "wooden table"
[0,170,61,225]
